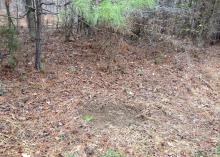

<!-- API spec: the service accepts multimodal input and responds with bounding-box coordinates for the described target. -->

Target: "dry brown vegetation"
[0,30,220,157]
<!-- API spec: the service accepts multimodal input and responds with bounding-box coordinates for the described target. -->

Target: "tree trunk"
[35,0,42,70]
[64,0,70,41]
[56,0,59,29]
[4,0,14,28]
[0,1,3,10]
[25,0,36,38]
[16,0,19,30]
[209,0,220,44]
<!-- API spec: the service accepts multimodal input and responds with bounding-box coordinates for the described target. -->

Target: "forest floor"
[0,30,220,157]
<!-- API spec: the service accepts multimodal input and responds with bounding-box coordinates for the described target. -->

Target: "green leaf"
[65,154,76,157]
[216,145,220,155]
[82,115,94,122]
[101,149,125,157]
[56,134,66,141]
[194,151,207,157]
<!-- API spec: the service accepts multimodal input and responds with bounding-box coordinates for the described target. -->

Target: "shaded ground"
[0,31,220,157]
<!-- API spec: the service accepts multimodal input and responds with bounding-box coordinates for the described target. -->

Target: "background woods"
[0,0,220,70]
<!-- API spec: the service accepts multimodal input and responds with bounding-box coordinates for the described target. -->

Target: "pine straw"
[0,31,220,157]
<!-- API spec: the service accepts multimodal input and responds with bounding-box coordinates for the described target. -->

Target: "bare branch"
[25,5,36,11]
[64,1,71,6]
[41,8,59,15]
[40,2,56,6]
[0,11,29,19]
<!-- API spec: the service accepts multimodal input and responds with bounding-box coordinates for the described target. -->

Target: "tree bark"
[35,0,42,70]
[0,1,3,10]
[4,0,14,28]
[25,0,36,38]
[209,0,220,44]
[64,0,70,41]
[56,0,60,29]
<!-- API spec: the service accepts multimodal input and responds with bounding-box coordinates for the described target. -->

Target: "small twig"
[41,8,59,15]
[0,52,9,60]
[25,5,36,11]
[200,79,214,90]
[64,1,72,6]
[40,2,56,6]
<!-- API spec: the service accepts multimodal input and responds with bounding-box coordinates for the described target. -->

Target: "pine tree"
[71,0,155,28]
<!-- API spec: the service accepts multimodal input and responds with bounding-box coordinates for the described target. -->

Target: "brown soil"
[0,31,220,157]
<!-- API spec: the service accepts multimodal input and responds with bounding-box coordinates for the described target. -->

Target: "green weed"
[82,115,94,122]
[101,149,125,157]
